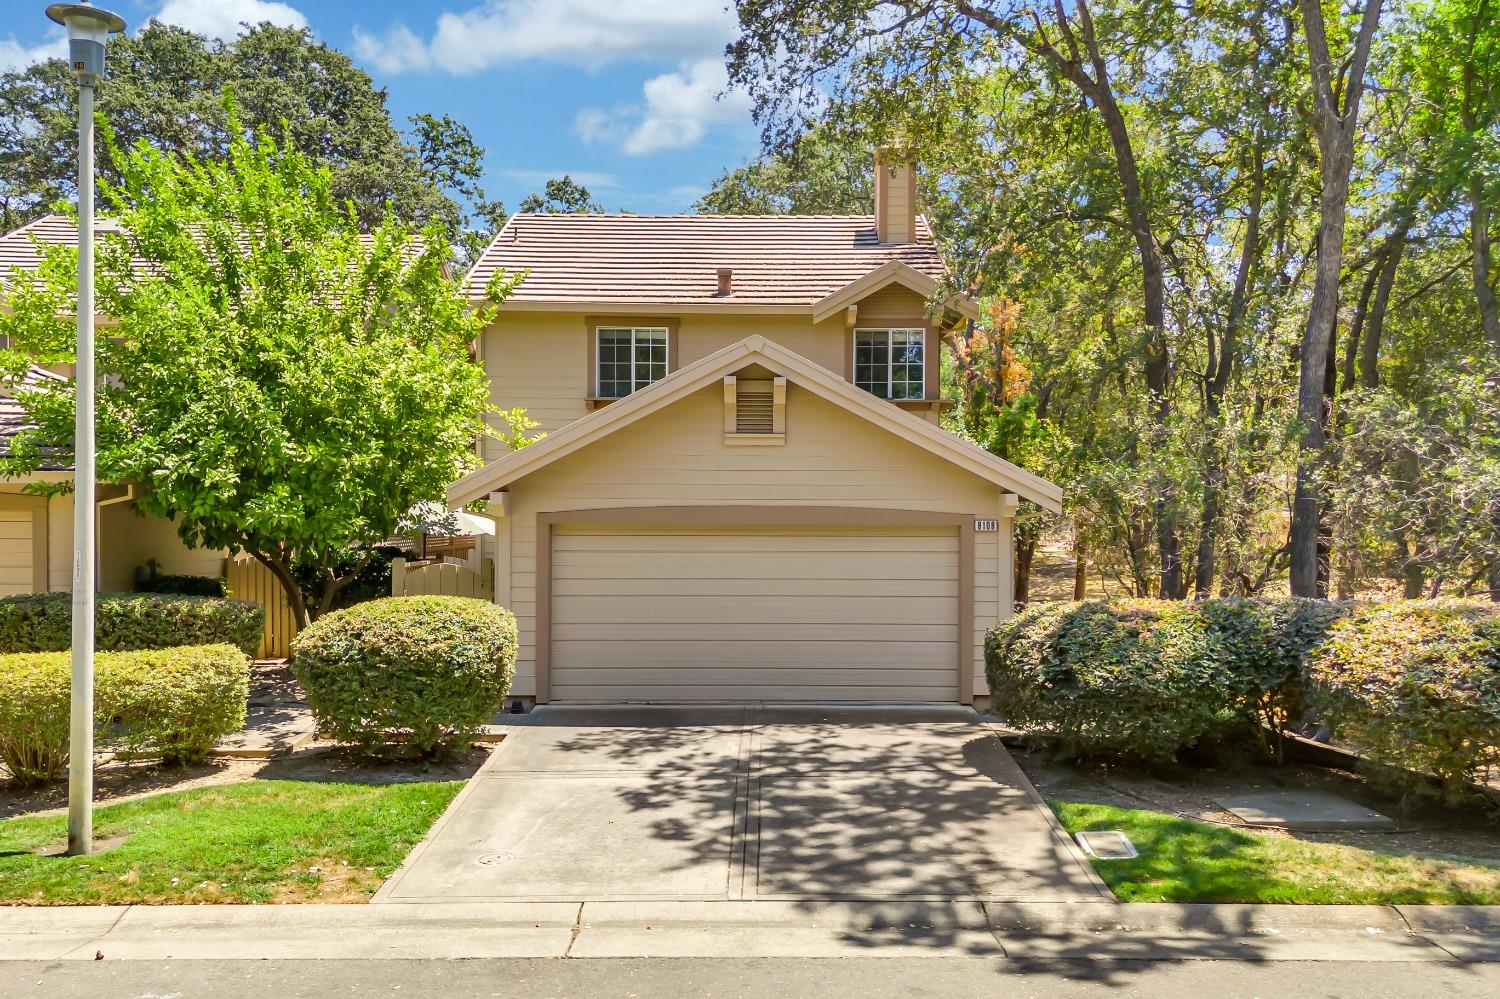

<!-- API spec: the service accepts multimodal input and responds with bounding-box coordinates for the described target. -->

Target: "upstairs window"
[854,329,924,400]
[596,327,668,398]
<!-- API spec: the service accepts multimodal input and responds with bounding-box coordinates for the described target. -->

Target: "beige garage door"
[0,507,36,596]
[550,526,959,701]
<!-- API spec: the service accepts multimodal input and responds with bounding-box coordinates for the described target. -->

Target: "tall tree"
[1288,0,1384,597]
[518,176,604,214]
[0,102,514,626]
[697,126,871,213]
[0,22,500,255]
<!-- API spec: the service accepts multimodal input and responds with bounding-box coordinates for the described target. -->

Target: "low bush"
[1307,600,1500,803]
[291,596,517,757]
[0,652,72,785]
[986,598,1352,764]
[986,600,1240,763]
[137,572,229,597]
[0,592,263,657]
[101,644,251,765]
[0,643,251,785]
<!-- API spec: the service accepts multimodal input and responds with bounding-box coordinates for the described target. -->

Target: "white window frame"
[595,326,669,398]
[852,328,926,400]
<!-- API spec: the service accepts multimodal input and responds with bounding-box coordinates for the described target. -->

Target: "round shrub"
[100,644,251,765]
[1307,600,1500,802]
[0,651,73,785]
[986,600,1241,763]
[291,596,517,757]
[0,644,251,785]
[0,592,264,657]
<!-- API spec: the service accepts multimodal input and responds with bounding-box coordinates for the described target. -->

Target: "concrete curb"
[3,901,1497,962]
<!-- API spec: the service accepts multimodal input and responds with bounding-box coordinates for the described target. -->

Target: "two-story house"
[448,152,1062,707]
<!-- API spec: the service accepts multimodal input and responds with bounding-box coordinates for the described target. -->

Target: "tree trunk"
[1014,524,1038,609]
[251,548,311,631]
[1290,0,1383,597]
[1072,532,1087,600]
[1360,225,1406,388]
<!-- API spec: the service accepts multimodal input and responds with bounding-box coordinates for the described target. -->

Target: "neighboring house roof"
[0,215,430,291]
[448,334,1062,511]
[464,213,967,314]
[0,365,72,472]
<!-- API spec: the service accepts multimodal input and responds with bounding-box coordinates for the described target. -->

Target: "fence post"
[391,557,406,597]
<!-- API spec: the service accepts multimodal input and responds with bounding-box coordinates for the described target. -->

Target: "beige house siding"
[480,283,943,455]
[0,483,223,593]
[499,381,1006,702]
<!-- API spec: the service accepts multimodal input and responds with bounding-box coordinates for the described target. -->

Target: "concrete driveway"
[374,704,1110,904]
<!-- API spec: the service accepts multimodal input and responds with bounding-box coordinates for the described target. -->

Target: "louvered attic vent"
[737,385,774,433]
[723,375,786,445]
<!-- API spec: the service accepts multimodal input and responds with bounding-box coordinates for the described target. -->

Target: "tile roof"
[464,213,951,309]
[0,214,426,292]
[0,366,72,472]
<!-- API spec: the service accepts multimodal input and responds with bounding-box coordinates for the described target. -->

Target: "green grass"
[1051,800,1500,904]
[0,780,461,904]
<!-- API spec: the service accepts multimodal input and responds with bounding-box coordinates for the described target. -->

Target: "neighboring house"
[0,216,225,596]
[449,150,1062,707]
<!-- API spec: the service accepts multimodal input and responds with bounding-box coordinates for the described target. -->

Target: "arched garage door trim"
[534,505,974,703]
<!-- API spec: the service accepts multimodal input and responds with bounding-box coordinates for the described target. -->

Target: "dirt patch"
[1012,744,1500,863]
[2,742,497,821]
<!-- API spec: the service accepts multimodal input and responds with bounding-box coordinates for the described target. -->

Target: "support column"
[489,490,512,607]
[998,493,1019,621]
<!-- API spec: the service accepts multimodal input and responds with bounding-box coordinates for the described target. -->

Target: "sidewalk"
[3,900,1496,963]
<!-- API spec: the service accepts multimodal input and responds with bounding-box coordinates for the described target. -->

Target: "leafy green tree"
[518,176,603,214]
[0,99,515,626]
[0,22,500,256]
[696,126,871,213]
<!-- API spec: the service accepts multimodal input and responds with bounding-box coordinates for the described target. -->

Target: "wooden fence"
[391,556,494,600]
[225,554,298,659]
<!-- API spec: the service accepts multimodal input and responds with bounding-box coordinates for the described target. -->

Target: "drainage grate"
[1075,830,1138,860]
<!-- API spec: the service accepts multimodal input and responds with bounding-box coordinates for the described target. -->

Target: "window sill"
[724,433,786,446]
[889,398,955,411]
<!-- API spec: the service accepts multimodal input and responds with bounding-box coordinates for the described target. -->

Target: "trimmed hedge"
[987,600,1238,762]
[0,592,263,657]
[1307,600,1500,803]
[291,596,517,757]
[138,573,229,597]
[0,643,251,785]
[986,598,1351,764]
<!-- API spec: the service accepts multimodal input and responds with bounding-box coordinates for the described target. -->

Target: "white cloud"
[576,59,750,156]
[0,33,66,74]
[152,0,308,41]
[352,0,734,75]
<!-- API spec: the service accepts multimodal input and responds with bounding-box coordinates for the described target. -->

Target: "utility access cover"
[1217,791,1395,831]
[1075,830,1138,860]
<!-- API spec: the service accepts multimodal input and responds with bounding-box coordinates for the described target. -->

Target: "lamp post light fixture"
[45,1,126,858]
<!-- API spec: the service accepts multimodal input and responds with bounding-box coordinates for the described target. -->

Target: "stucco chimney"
[874,146,915,244]
[716,267,734,296]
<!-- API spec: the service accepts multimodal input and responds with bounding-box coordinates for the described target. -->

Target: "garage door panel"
[0,509,34,596]
[553,576,957,599]
[550,527,959,702]
[553,622,959,643]
[552,640,957,668]
[551,551,958,579]
[556,595,956,626]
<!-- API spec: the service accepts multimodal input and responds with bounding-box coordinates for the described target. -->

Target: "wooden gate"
[391,557,494,600]
[225,554,298,659]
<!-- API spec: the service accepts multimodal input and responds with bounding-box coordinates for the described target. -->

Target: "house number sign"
[974,519,999,532]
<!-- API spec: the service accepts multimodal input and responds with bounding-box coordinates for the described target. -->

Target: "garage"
[548,525,962,702]
[0,495,45,596]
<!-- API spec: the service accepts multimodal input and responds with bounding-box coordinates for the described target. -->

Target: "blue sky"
[0,0,765,214]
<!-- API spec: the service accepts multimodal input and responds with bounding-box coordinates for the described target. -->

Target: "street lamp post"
[45,1,126,858]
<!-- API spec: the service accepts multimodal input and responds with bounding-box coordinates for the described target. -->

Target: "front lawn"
[1052,800,1500,904]
[0,780,461,904]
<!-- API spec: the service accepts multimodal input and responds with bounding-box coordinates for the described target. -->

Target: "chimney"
[716,267,734,296]
[874,146,915,244]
